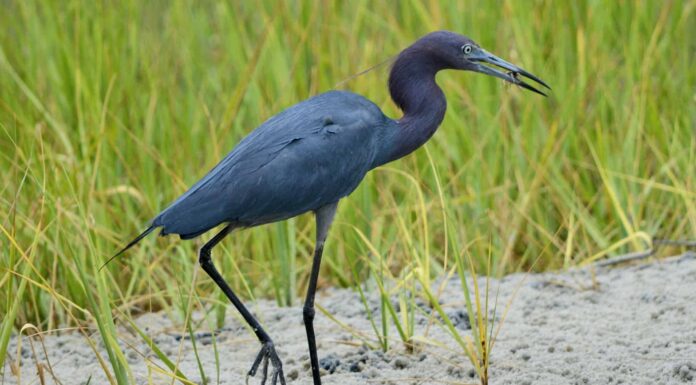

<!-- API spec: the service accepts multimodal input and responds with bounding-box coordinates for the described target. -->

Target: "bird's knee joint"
[198,248,212,267]
[303,305,315,321]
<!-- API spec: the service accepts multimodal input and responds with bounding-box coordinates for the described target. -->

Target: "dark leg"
[199,225,285,385]
[303,203,338,385]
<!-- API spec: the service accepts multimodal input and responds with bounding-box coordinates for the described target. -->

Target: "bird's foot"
[246,341,285,385]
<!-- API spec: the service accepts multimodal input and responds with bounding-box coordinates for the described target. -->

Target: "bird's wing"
[153,91,388,238]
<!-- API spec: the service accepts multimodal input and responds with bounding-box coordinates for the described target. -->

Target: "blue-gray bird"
[112,31,549,385]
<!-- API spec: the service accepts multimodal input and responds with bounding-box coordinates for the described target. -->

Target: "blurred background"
[1,0,694,366]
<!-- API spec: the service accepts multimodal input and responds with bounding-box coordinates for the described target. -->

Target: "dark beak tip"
[514,79,547,97]
[536,85,549,96]
[522,72,551,90]
[533,88,548,97]
[474,54,550,96]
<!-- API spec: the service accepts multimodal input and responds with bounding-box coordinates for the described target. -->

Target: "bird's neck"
[384,53,447,164]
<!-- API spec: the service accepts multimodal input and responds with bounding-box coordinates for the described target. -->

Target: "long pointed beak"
[470,49,550,96]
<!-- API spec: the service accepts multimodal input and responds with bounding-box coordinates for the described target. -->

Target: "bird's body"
[113,31,548,385]
[155,91,392,238]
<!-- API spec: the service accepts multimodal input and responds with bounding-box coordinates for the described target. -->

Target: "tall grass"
[1,0,694,382]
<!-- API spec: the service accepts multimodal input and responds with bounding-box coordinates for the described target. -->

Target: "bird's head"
[409,31,550,96]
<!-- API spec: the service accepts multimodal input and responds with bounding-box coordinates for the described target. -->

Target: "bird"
[111,30,549,385]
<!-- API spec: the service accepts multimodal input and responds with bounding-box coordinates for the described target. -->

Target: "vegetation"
[1,0,694,383]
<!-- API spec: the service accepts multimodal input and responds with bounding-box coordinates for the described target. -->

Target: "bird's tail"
[99,226,156,271]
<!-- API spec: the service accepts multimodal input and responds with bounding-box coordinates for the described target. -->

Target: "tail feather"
[100,226,156,271]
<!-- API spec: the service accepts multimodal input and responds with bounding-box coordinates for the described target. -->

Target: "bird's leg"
[198,225,285,385]
[303,203,338,385]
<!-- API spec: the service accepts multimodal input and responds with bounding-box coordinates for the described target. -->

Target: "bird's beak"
[469,49,550,96]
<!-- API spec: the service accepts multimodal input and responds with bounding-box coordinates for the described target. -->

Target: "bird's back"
[153,91,392,239]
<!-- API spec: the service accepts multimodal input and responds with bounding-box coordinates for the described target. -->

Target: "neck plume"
[385,48,447,162]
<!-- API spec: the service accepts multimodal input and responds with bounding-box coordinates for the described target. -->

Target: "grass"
[1,0,695,383]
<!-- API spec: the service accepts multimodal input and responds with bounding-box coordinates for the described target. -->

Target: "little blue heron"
[112,31,549,385]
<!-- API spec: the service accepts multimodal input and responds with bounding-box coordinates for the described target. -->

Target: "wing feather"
[153,91,387,238]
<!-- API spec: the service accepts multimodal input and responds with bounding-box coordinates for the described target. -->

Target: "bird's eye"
[461,44,472,55]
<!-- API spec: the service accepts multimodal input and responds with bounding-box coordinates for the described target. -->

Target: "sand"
[3,252,695,385]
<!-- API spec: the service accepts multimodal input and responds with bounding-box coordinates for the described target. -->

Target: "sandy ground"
[3,252,696,385]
